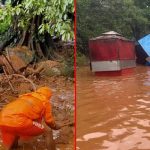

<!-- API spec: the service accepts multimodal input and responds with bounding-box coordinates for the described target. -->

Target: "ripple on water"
[77,132,107,142]
[111,128,128,138]
[136,104,147,109]
[137,119,150,127]
[137,99,150,104]
[120,107,128,111]
[102,127,150,150]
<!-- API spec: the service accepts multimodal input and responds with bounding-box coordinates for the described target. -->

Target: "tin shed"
[89,31,136,75]
[138,34,150,65]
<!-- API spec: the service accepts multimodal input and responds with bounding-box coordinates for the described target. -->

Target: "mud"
[77,66,150,150]
[0,72,74,150]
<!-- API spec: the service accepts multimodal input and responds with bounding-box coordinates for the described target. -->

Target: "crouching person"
[0,87,61,150]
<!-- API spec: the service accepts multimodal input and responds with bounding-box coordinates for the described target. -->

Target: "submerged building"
[89,31,136,76]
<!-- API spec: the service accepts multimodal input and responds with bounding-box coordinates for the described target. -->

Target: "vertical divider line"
[74,0,77,149]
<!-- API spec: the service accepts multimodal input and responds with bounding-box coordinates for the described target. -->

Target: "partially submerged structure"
[89,31,136,75]
[138,34,150,65]
[135,43,148,65]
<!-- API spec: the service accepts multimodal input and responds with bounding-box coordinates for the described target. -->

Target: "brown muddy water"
[77,66,150,150]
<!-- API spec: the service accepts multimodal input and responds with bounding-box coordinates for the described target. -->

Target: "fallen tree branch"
[26,64,44,76]
[11,74,37,91]
[2,66,15,92]
[2,53,17,73]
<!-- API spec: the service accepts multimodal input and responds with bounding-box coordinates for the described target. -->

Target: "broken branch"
[11,74,37,91]
[2,66,15,92]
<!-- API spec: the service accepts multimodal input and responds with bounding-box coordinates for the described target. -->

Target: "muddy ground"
[0,67,74,150]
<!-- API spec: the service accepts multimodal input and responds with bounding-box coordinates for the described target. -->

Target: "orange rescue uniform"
[0,87,56,148]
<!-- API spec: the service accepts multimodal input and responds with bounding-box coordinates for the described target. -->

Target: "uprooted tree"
[0,0,74,58]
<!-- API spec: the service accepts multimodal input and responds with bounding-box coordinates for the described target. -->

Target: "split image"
[1,0,150,150]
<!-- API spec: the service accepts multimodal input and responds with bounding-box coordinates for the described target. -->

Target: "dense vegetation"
[0,0,74,58]
[77,0,150,54]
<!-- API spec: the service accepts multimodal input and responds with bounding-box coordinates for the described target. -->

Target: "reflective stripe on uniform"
[32,121,44,129]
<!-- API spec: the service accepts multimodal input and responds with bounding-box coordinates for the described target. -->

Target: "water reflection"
[77,66,150,150]
[77,132,107,142]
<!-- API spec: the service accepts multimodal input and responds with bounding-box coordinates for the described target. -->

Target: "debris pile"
[0,46,74,150]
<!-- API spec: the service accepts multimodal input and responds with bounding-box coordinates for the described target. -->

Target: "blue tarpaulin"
[138,34,150,56]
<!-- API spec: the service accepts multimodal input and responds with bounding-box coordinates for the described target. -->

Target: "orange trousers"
[0,123,45,148]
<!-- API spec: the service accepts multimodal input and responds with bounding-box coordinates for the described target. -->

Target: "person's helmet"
[36,87,52,99]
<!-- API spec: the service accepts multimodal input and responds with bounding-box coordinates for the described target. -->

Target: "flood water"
[77,66,150,150]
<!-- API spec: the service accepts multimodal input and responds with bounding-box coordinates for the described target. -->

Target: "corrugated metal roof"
[90,31,130,41]
[102,31,121,36]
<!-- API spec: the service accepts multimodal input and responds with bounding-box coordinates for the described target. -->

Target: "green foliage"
[0,8,11,33]
[0,0,74,41]
[60,63,74,77]
[77,0,150,54]
[60,50,74,77]
[77,51,88,66]
[44,68,61,77]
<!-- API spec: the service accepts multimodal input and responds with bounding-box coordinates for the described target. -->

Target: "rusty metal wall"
[89,39,135,61]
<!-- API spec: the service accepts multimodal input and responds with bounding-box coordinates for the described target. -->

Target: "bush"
[77,51,88,66]
[44,67,61,77]
[60,57,74,78]
[0,8,11,34]
[60,49,74,78]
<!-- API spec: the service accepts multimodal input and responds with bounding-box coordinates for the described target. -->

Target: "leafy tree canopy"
[0,0,74,41]
[77,0,150,54]
[0,0,74,59]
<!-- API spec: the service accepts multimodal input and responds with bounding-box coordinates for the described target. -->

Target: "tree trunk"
[0,1,55,60]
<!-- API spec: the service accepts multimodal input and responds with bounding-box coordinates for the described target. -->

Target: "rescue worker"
[0,86,61,150]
